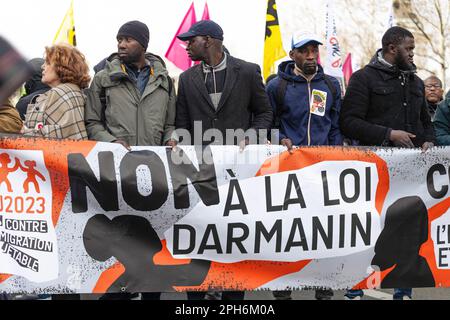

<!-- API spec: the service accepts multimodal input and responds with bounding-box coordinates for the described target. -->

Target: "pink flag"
[165,2,197,71]
[342,53,353,86]
[193,2,211,66]
[202,2,210,20]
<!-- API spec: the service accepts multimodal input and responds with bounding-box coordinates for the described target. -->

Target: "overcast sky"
[0,0,270,75]
[0,0,393,77]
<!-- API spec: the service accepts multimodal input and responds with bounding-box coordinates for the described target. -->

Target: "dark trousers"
[187,291,245,300]
[99,292,160,300]
[51,294,80,300]
[273,290,292,300]
[273,289,334,300]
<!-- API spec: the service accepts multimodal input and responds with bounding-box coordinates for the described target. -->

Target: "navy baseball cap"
[177,20,224,41]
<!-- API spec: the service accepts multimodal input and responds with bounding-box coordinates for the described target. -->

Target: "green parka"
[85,53,176,146]
[434,92,450,145]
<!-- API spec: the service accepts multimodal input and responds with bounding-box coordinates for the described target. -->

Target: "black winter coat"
[340,50,435,147]
[175,55,273,145]
[16,58,50,120]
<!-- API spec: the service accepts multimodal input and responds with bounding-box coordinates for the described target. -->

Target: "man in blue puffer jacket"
[266,33,343,152]
[266,34,343,300]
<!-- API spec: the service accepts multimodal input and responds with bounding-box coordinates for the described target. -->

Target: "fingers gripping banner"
[0,136,449,294]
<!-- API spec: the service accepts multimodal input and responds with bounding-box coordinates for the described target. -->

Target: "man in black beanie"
[85,20,177,150]
[116,20,150,66]
[85,22,177,300]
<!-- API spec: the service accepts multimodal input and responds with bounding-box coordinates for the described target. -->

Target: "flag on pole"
[387,3,396,29]
[53,0,76,46]
[191,2,211,67]
[202,2,210,20]
[342,53,353,86]
[263,0,286,81]
[193,2,210,66]
[194,1,211,65]
[165,2,197,71]
[324,0,343,79]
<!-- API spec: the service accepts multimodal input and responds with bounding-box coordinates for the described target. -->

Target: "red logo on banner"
[0,153,19,192]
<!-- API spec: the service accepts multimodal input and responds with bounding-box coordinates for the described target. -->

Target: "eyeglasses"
[425,84,442,89]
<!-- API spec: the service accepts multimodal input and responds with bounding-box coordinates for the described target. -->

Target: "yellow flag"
[263,0,286,81]
[53,0,77,46]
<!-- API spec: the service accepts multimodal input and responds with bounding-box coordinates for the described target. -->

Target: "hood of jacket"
[24,74,50,95]
[277,60,326,83]
[367,49,417,78]
[100,52,169,87]
[24,58,50,95]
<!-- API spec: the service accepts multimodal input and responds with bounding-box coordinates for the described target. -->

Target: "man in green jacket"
[434,90,450,145]
[85,20,177,149]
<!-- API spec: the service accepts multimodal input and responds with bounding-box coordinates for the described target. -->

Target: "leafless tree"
[394,0,450,88]
[339,0,391,68]
[277,0,449,90]
[281,0,392,70]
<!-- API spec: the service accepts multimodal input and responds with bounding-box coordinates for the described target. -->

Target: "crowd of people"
[1,19,449,300]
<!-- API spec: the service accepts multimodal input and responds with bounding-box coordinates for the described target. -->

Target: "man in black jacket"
[16,58,50,120]
[175,20,272,300]
[175,20,273,147]
[340,26,435,300]
[340,26,434,151]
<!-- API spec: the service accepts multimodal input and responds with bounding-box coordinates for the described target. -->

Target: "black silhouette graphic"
[16,158,46,193]
[0,153,20,192]
[83,215,211,293]
[265,0,280,39]
[372,196,435,288]
[71,26,77,47]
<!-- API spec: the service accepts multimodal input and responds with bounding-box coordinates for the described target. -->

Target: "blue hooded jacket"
[266,61,343,146]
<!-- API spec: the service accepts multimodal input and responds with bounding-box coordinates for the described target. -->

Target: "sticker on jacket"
[310,90,327,117]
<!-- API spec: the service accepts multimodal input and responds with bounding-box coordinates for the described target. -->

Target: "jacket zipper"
[134,85,140,146]
[296,69,315,147]
[307,80,312,146]
[122,64,140,146]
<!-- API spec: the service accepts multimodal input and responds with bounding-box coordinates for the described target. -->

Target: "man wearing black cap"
[85,20,177,149]
[175,20,272,147]
[175,20,272,300]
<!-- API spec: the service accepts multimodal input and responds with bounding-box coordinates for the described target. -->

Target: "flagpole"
[263,0,287,81]
[53,1,72,44]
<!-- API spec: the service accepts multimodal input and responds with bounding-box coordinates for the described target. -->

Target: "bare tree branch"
[434,0,445,33]
[413,1,440,30]
[407,11,443,59]
[415,52,445,66]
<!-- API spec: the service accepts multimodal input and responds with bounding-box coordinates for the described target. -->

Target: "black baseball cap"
[177,20,224,41]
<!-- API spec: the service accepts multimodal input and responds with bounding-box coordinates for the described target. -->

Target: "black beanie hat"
[117,20,149,49]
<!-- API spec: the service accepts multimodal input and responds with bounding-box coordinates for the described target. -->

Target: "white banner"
[324,0,344,79]
[0,137,449,293]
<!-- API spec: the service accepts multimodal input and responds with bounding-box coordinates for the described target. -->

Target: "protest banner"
[0,136,448,293]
